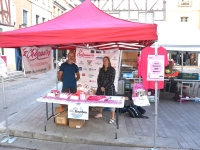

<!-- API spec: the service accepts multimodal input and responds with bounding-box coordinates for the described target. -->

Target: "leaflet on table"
[87,95,106,101]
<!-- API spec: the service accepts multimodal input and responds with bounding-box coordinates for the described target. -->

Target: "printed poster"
[76,48,120,92]
[21,46,53,77]
[147,55,164,81]
[68,103,89,120]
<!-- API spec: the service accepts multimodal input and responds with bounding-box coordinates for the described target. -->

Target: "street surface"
[0,68,200,150]
[0,70,57,122]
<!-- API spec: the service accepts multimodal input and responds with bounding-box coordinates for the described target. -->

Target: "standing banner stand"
[154,42,158,150]
[0,55,17,144]
[56,47,58,90]
[146,42,164,150]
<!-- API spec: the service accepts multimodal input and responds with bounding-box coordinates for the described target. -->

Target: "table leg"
[45,103,48,131]
[180,81,183,104]
[52,103,55,123]
[116,108,119,129]
[115,128,117,139]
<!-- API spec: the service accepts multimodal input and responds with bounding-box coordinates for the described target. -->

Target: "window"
[181,17,188,22]
[48,0,50,7]
[36,15,39,24]
[53,6,56,14]
[42,17,45,22]
[58,8,60,15]
[23,10,28,26]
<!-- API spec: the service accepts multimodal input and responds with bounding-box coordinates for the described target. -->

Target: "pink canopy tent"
[0,0,157,50]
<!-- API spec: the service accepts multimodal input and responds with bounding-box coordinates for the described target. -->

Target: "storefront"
[170,52,198,66]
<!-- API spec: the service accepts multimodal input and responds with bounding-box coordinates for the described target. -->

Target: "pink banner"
[1,56,7,66]
[21,46,53,76]
[0,55,7,77]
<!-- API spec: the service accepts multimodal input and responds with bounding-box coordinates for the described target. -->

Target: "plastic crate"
[178,73,199,80]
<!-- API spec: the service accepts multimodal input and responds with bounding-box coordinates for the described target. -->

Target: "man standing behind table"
[58,52,80,93]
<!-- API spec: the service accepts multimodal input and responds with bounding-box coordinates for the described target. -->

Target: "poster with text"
[147,55,164,81]
[21,46,53,77]
[76,48,120,92]
[68,103,89,120]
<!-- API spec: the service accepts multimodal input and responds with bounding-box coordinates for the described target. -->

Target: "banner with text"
[21,46,53,77]
[76,48,120,92]
[147,55,164,81]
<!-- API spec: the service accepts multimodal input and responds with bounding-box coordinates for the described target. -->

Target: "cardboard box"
[55,107,68,126]
[90,107,101,112]
[69,119,85,129]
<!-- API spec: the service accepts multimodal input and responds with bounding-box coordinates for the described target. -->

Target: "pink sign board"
[147,55,164,81]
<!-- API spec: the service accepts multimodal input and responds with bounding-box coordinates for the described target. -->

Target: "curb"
[0,127,180,149]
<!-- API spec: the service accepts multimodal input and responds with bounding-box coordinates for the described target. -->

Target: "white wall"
[166,0,200,29]
[31,2,52,25]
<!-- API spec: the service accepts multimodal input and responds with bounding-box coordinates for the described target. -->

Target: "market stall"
[0,0,158,147]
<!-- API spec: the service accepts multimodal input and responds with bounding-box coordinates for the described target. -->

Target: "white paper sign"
[68,103,89,120]
[147,55,164,81]
[0,57,7,77]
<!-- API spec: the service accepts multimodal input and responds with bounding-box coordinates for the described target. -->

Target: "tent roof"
[0,0,157,50]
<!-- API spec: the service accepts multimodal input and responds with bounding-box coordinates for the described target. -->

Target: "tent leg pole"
[181,53,183,72]
[151,41,158,150]
[1,76,9,142]
[152,80,158,150]
[1,76,17,144]
[56,47,58,90]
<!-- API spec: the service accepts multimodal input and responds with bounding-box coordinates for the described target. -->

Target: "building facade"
[0,0,16,70]
[13,0,32,29]
[89,0,166,23]
[165,0,200,66]
[29,0,52,26]
[0,0,71,71]
[166,0,200,30]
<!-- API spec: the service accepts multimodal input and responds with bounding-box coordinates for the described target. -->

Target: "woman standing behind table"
[95,56,116,124]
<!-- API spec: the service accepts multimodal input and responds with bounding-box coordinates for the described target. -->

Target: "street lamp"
[19,23,27,28]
